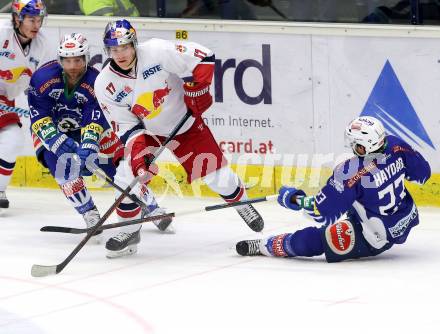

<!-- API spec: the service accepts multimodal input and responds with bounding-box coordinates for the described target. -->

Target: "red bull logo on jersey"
[132,85,171,120]
[0,67,32,83]
[175,44,187,53]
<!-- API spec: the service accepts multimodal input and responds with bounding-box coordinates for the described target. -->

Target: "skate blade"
[154,217,175,233]
[106,245,138,259]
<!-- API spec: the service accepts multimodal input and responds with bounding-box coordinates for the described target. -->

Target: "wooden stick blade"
[31,264,58,277]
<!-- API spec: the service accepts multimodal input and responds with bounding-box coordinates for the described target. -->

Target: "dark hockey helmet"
[103,19,137,56]
[12,0,47,21]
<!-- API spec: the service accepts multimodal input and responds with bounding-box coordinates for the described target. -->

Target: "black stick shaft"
[41,194,278,234]
[32,112,192,276]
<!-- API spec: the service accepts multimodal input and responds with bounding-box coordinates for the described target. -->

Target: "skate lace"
[238,205,259,223]
[113,232,132,242]
[0,192,6,200]
[247,240,262,255]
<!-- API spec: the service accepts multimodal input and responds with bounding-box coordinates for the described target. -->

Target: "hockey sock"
[263,227,324,257]
[137,183,159,211]
[60,177,95,215]
[0,158,15,191]
[203,166,246,201]
[116,199,142,234]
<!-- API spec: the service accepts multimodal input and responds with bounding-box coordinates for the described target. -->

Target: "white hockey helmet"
[345,116,386,157]
[58,33,90,66]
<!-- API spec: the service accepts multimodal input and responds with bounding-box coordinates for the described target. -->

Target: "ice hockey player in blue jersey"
[28,33,122,242]
[236,116,431,262]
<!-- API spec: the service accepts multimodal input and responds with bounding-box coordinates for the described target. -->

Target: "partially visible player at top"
[0,0,50,212]
[237,116,431,262]
[94,19,264,258]
[28,33,123,241]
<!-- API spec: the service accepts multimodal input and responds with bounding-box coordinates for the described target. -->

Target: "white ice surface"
[0,187,439,334]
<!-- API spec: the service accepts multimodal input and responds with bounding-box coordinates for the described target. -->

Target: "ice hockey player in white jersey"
[95,19,264,258]
[236,116,431,263]
[0,0,50,212]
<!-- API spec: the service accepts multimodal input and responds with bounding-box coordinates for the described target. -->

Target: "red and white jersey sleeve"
[0,20,49,99]
[145,38,213,77]
[133,39,213,136]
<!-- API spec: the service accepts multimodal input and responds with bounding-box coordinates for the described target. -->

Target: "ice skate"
[0,191,9,215]
[0,191,9,208]
[82,206,102,244]
[106,229,141,258]
[236,204,264,232]
[142,203,174,233]
[236,239,264,256]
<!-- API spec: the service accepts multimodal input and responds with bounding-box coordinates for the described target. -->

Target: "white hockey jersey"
[0,20,50,99]
[94,38,213,140]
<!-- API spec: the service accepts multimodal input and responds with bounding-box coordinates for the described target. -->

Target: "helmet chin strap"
[14,24,32,45]
[352,144,367,157]
[126,53,137,70]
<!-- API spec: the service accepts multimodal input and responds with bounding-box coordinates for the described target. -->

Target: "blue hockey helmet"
[12,0,47,21]
[103,19,137,54]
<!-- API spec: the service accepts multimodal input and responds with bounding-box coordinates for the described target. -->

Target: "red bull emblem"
[175,44,187,53]
[132,104,151,119]
[12,2,22,11]
[111,31,123,39]
[0,69,13,81]
[153,86,171,109]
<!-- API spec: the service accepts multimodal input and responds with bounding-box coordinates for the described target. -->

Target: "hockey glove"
[277,186,306,211]
[76,141,100,177]
[129,135,158,184]
[112,144,125,168]
[183,81,212,117]
[47,133,79,158]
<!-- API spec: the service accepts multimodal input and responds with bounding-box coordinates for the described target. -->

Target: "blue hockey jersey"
[28,60,113,159]
[306,135,431,249]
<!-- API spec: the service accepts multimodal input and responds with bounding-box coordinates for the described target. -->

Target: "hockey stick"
[0,104,30,116]
[40,194,278,234]
[31,111,192,277]
[82,158,148,212]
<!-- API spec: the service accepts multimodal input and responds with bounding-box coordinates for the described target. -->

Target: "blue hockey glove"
[277,186,306,211]
[76,141,99,177]
[47,133,78,157]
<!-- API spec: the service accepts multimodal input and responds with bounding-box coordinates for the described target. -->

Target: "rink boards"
[1,15,438,206]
